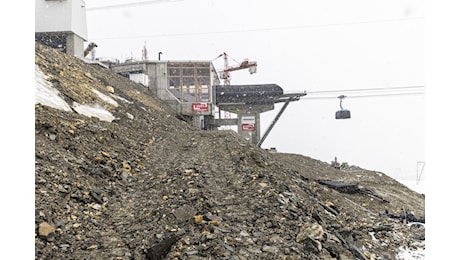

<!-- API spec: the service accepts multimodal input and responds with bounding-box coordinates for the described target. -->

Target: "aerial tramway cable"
[300,91,424,100]
[306,85,424,95]
[294,85,425,101]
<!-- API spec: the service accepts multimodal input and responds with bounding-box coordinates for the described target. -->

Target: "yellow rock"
[72,223,81,228]
[157,173,167,179]
[122,162,131,172]
[106,86,115,93]
[209,220,219,225]
[94,157,103,162]
[258,182,268,188]
[87,245,98,250]
[38,222,55,237]
[201,230,211,236]
[194,215,203,224]
[75,119,85,125]
[162,195,169,201]
[100,151,111,158]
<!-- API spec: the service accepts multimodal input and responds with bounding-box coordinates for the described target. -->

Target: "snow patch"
[111,94,133,104]
[92,89,118,107]
[36,65,117,122]
[72,102,115,122]
[35,65,72,111]
[396,242,425,260]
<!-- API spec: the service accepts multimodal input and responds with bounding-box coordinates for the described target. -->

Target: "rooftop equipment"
[84,42,98,57]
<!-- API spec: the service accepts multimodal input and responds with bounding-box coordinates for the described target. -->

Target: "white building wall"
[129,73,150,87]
[35,0,88,40]
[70,0,88,40]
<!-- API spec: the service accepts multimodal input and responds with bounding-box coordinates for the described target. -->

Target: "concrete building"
[35,0,88,57]
[111,60,219,130]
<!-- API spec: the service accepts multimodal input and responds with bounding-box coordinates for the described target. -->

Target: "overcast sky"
[83,0,425,183]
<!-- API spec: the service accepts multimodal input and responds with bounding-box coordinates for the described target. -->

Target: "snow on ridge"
[35,65,72,111]
[35,64,116,122]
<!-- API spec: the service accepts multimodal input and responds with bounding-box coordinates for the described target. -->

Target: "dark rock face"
[35,43,424,259]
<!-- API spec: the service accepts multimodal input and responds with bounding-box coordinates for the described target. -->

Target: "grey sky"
[84,0,425,182]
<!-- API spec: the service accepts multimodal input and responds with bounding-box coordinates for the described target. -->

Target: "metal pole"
[416,161,425,184]
[257,99,291,147]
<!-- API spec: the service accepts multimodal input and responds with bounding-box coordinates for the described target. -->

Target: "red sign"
[192,103,209,112]
[242,123,256,132]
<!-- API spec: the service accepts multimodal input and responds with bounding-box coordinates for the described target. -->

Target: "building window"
[167,62,215,102]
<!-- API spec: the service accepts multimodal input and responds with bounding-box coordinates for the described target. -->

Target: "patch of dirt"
[35,43,424,260]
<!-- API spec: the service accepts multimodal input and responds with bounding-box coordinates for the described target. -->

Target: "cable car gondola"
[335,95,351,119]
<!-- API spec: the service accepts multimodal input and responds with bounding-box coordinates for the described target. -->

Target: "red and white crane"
[214,52,257,85]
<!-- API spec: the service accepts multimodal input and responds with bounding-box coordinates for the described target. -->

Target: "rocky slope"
[35,43,425,260]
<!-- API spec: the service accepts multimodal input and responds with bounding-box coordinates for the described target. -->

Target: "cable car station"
[110,59,306,145]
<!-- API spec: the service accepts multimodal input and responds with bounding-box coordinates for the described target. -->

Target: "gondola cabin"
[335,109,351,119]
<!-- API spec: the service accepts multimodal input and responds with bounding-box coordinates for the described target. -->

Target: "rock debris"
[35,43,424,259]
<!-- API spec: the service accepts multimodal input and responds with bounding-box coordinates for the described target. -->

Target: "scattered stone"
[173,205,197,223]
[262,245,279,254]
[91,203,102,210]
[122,162,131,172]
[34,43,425,260]
[296,223,325,243]
[194,215,203,224]
[38,222,55,238]
[100,151,111,158]
[106,86,115,93]
[146,235,178,260]
[87,244,99,250]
